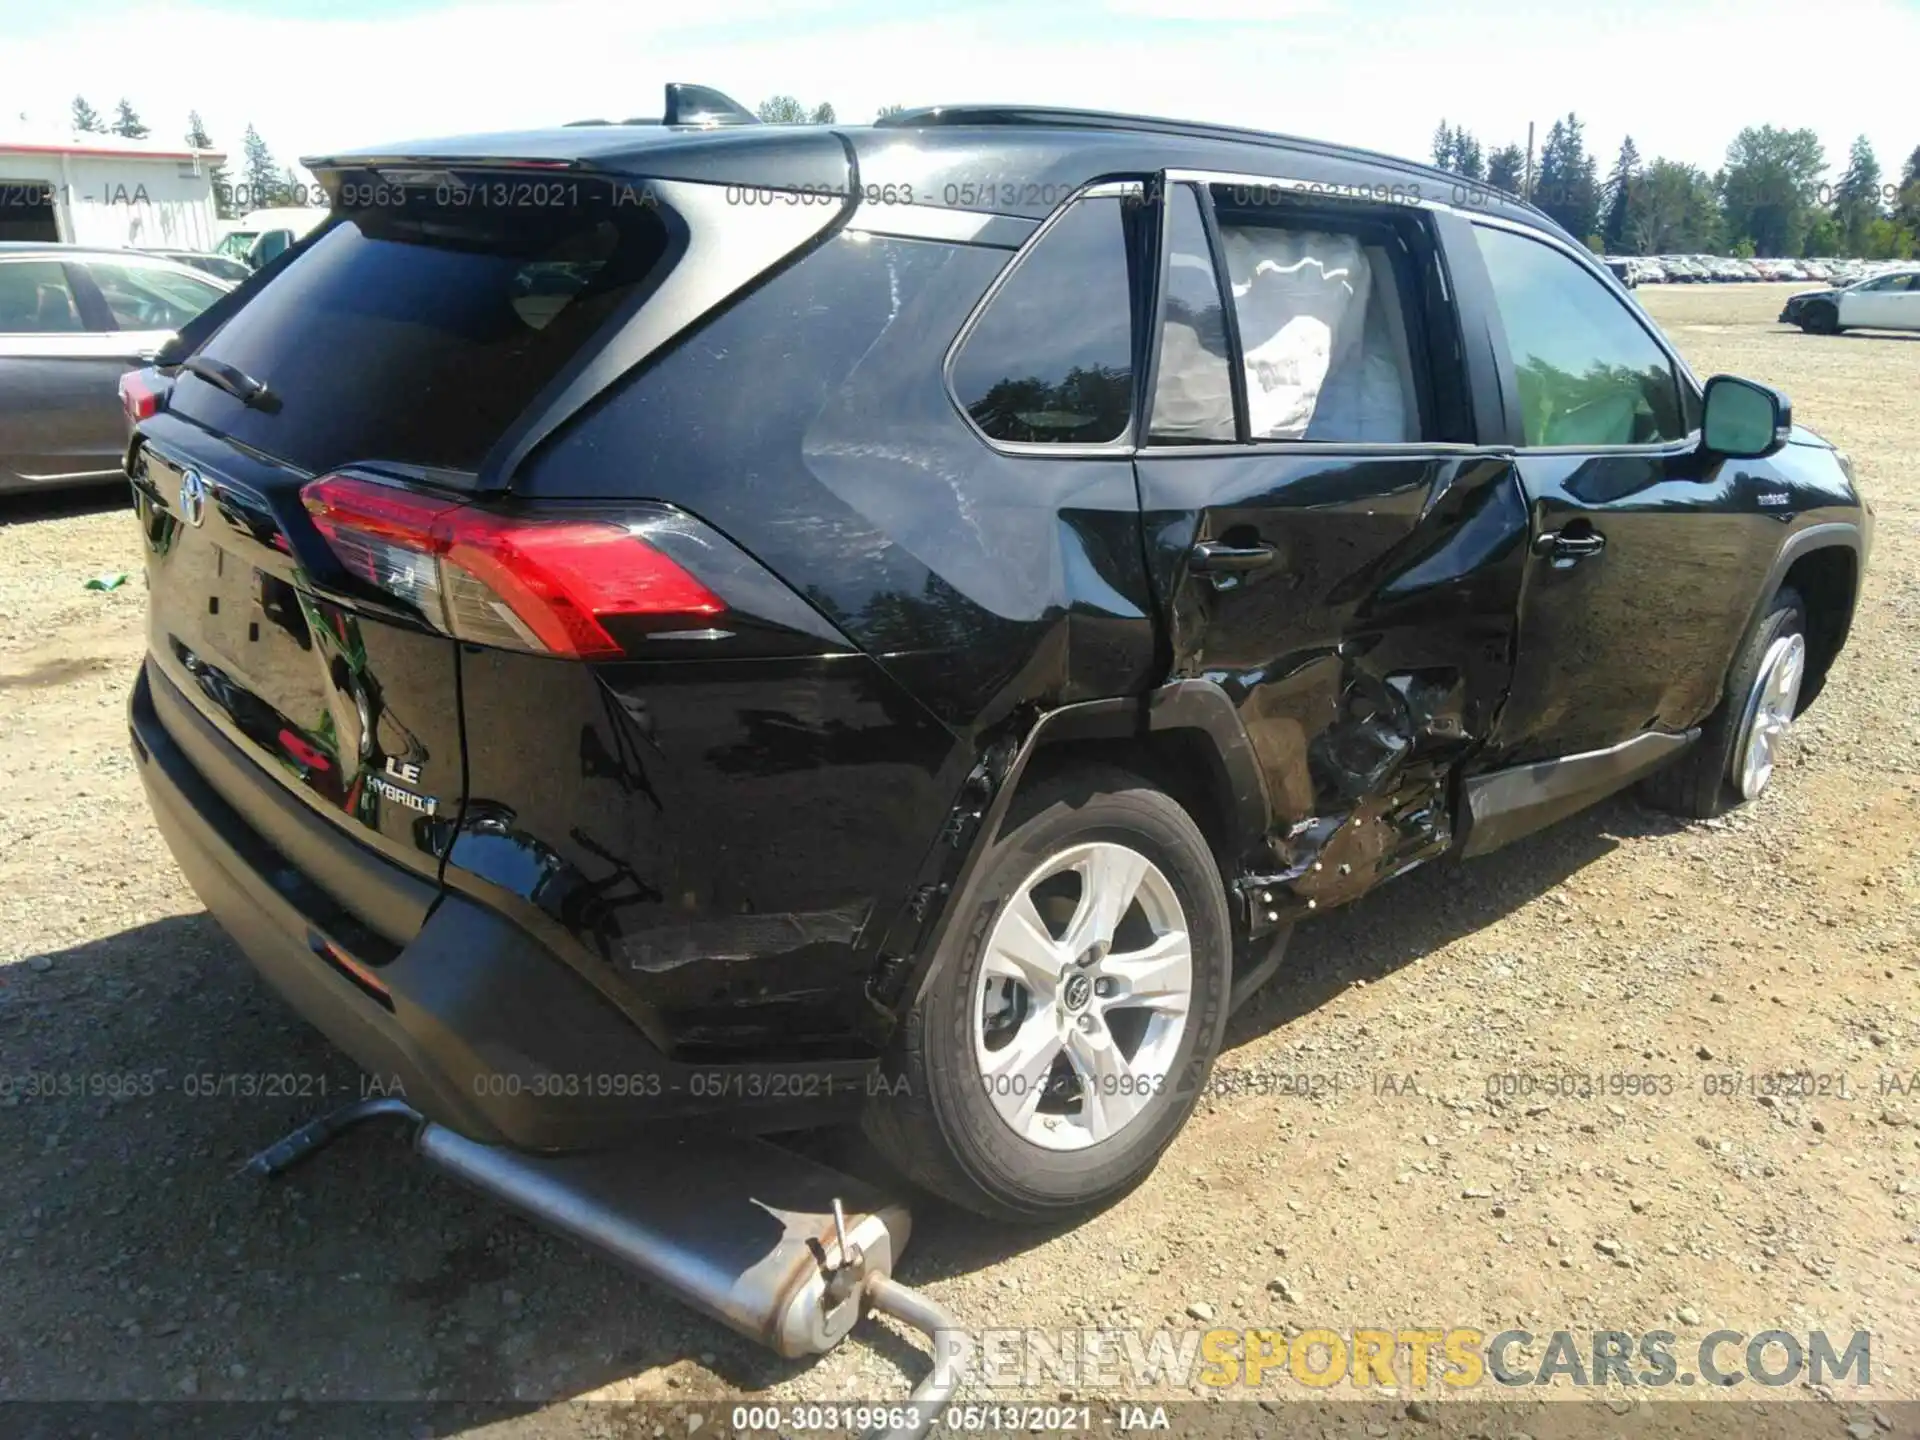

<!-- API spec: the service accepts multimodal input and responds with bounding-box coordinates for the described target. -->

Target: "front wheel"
[1640,587,1808,818]
[863,765,1231,1222]
[1800,302,1841,335]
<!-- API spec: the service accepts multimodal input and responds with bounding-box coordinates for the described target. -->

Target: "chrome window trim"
[844,203,1035,250]
[1136,440,1510,461]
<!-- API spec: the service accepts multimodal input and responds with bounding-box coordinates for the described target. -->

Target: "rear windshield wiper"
[182,356,280,413]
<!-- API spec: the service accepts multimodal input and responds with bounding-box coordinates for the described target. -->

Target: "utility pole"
[1524,120,1535,201]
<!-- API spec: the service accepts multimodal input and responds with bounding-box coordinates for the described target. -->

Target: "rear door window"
[170,176,672,477]
[1148,185,1236,444]
[0,260,83,333]
[1209,212,1428,443]
[949,194,1139,446]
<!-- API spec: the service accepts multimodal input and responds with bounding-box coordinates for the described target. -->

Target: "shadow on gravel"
[1229,792,1687,1048]
[1,794,1691,1408]
[0,479,129,527]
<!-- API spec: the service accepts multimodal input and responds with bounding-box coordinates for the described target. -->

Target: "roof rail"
[875,104,1546,224]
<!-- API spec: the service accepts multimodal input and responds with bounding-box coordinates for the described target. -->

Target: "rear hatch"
[133,168,683,929]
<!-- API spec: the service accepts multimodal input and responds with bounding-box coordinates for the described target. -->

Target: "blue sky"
[3,0,1915,190]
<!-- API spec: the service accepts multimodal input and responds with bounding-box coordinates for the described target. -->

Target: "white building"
[0,130,226,251]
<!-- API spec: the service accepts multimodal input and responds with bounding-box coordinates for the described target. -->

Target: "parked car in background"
[0,243,230,493]
[1782,268,1920,333]
[121,91,1869,1222]
[214,207,329,270]
[142,248,253,284]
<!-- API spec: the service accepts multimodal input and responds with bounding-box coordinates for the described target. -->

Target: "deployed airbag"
[1217,227,1415,442]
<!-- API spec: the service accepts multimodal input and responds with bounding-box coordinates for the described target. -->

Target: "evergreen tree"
[241,124,279,205]
[1898,144,1920,230]
[1428,121,1485,181]
[1487,144,1525,195]
[1453,130,1484,182]
[1601,136,1642,253]
[111,99,149,139]
[1832,135,1882,255]
[1534,113,1599,240]
[71,96,106,134]
[185,111,237,219]
[808,101,836,124]
[876,104,906,120]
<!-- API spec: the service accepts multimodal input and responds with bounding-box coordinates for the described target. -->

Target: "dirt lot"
[2,283,1916,1436]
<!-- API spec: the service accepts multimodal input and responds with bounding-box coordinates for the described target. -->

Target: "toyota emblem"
[178,468,208,527]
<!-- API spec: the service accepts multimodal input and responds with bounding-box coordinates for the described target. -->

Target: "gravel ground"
[1,283,1915,1437]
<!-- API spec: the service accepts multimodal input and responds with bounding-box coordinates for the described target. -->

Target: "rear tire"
[1639,587,1808,819]
[863,765,1231,1223]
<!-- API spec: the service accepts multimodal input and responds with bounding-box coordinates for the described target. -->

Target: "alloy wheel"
[971,841,1192,1152]
[1735,631,1806,800]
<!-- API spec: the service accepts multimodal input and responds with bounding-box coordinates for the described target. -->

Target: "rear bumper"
[130,660,874,1151]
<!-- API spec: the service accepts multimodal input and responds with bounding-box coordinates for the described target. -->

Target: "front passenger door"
[1462,222,1778,764]
[1839,272,1915,329]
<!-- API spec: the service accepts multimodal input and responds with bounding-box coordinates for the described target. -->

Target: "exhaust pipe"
[246,1101,961,1438]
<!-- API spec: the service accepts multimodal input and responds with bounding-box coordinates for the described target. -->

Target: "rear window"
[172,175,672,477]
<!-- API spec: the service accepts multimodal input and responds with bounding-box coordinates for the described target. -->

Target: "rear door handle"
[1189,540,1276,574]
[1533,530,1607,563]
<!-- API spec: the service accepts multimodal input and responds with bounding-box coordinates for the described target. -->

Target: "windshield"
[214,231,258,261]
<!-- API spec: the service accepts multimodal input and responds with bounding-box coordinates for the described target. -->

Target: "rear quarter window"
[948,194,1140,447]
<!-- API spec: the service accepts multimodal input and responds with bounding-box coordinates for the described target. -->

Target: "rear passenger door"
[1135,176,1530,913]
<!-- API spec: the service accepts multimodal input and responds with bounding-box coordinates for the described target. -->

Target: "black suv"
[125,88,1870,1222]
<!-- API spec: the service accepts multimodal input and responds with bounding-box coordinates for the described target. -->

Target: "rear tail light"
[119,367,166,426]
[299,473,722,658]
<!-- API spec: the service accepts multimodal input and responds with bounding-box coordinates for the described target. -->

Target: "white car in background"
[1780,267,1920,333]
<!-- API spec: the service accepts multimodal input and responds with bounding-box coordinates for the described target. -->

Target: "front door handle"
[1189,540,1276,574]
[1533,529,1607,564]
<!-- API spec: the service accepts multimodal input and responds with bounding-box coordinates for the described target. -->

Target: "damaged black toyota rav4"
[125,89,1870,1223]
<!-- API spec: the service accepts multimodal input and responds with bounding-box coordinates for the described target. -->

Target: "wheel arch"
[1777,540,1859,712]
[1006,680,1273,871]
[861,679,1276,1034]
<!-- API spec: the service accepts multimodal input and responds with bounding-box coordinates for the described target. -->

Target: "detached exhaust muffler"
[246,1099,961,1437]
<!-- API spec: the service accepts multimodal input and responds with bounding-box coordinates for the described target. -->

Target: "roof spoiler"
[565,84,761,130]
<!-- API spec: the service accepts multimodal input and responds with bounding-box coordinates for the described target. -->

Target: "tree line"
[72,95,298,220]
[1433,115,1920,260]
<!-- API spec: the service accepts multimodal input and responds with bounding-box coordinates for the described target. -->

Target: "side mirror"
[1702,374,1792,458]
